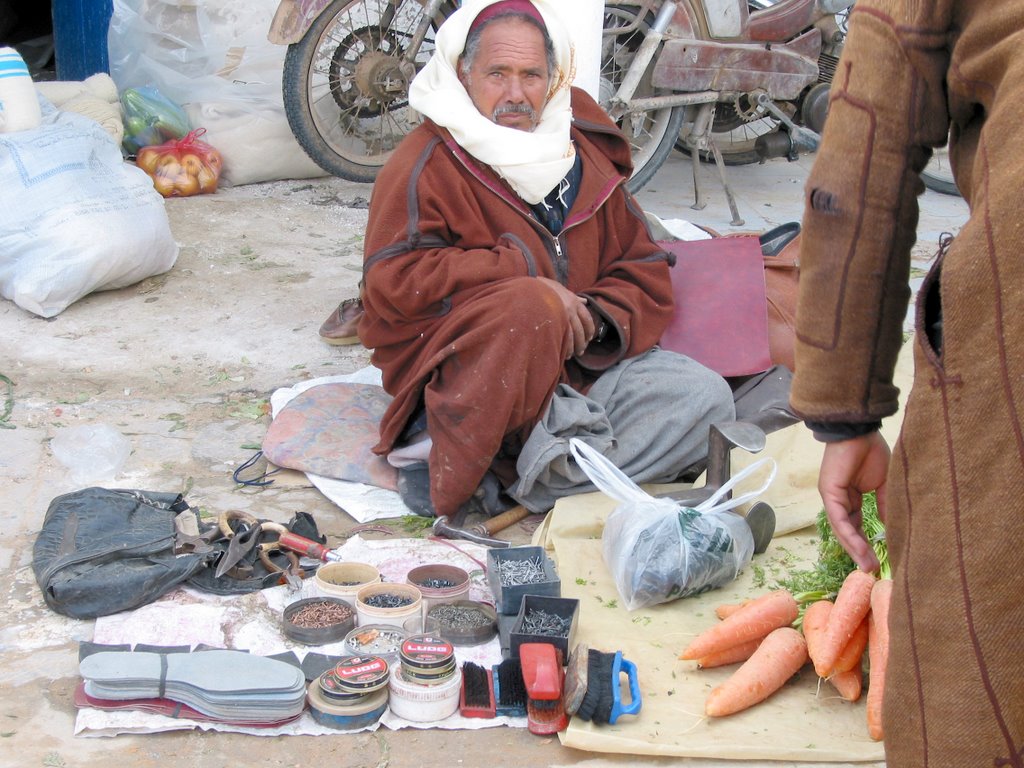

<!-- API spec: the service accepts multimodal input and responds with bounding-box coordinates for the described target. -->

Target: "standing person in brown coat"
[790,0,1024,764]
[358,0,734,520]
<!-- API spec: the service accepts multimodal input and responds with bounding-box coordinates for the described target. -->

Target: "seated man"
[359,0,735,518]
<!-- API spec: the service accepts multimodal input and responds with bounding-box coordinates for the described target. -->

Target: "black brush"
[493,658,527,718]
[460,662,496,718]
[589,651,616,724]
[574,649,604,722]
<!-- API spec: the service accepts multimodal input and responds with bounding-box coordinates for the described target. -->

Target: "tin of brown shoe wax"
[326,655,390,697]
[319,669,371,704]
[400,634,456,684]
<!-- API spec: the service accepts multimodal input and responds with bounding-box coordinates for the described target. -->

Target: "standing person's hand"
[536,277,596,357]
[818,431,891,573]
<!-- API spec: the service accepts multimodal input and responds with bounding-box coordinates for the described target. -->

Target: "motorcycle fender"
[268,0,336,45]
[651,29,821,101]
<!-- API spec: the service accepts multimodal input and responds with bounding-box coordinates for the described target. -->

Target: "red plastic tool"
[519,643,568,735]
[276,531,342,562]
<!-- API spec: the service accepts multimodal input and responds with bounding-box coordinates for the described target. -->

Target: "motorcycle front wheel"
[282,0,449,182]
[599,5,687,193]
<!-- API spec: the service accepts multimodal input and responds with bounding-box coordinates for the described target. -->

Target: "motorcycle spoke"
[598,5,684,190]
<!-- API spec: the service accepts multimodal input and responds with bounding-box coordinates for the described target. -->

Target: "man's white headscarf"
[408,0,576,204]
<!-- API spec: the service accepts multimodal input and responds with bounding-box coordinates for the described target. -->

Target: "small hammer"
[432,514,514,548]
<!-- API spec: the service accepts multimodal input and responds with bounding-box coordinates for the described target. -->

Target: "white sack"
[0,97,178,318]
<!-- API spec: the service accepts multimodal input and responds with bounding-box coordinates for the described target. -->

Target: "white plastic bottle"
[0,47,42,133]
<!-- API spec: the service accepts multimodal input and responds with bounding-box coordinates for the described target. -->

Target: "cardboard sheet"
[529,346,916,762]
[535,496,884,762]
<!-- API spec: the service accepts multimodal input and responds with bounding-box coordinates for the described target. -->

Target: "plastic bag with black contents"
[569,438,775,611]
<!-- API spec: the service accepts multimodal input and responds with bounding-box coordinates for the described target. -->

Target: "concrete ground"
[1,148,968,768]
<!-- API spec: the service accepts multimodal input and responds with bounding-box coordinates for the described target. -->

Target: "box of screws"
[486,546,560,616]
[508,595,579,661]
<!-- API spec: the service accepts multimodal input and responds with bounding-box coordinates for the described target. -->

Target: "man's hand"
[536,277,595,358]
[818,431,891,573]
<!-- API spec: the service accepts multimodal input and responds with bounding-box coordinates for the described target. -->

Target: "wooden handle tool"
[471,505,532,536]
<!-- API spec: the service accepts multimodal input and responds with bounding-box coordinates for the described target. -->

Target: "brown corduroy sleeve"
[789,0,953,425]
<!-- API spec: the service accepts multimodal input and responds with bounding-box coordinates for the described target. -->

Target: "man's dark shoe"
[319,297,364,346]
[397,464,435,517]
[397,464,516,519]
[469,470,518,517]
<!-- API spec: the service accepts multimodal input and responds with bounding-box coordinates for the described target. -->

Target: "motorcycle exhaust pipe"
[755,131,797,162]
[755,127,821,162]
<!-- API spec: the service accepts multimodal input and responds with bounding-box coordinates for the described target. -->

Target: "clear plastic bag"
[120,85,190,154]
[50,424,131,485]
[569,438,776,610]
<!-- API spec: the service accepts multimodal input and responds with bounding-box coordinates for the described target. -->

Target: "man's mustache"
[492,103,537,122]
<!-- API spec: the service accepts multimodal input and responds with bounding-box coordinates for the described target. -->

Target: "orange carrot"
[680,590,798,660]
[704,627,808,717]
[714,600,753,620]
[829,664,863,702]
[697,638,762,669]
[867,578,893,741]
[832,615,869,674]
[814,569,876,677]
[801,599,833,674]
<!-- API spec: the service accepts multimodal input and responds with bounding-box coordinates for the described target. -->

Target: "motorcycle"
[268,0,852,207]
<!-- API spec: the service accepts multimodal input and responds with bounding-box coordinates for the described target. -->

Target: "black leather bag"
[32,487,209,619]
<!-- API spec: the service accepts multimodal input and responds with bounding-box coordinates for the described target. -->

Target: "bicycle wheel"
[283,0,449,182]
[599,5,687,193]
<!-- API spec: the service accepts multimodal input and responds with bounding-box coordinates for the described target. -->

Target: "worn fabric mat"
[262,381,398,490]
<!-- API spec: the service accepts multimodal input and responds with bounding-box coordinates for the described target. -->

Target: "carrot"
[704,626,808,717]
[832,615,869,674]
[697,637,762,669]
[714,600,753,620]
[814,569,876,677]
[829,664,863,702]
[867,578,893,741]
[801,599,833,674]
[680,590,798,660]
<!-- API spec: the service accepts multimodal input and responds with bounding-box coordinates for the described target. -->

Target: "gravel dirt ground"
[0,151,968,768]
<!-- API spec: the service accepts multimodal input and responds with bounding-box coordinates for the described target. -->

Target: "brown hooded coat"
[359,88,674,516]
[790,1,1024,764]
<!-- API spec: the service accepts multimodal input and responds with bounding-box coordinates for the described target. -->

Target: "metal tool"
[215,510,341,575]
[257,542,305,588]
[432,515,512,548]
[657,420,767,507]
[275,530,342,562]
[214,521,264,578]
[467,505,531,538]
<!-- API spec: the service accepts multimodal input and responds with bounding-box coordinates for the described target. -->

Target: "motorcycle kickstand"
[686,103,744,226]
[689,139,744,227]
[689,145,707,211]
[708,139,745,227]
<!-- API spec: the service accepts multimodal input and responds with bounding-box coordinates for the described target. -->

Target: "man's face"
[458,18,550,132]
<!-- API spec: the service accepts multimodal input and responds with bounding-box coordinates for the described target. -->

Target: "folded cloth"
[36,74,123,145]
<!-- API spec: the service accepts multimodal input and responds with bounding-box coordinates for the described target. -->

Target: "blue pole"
[52,0,114,80]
